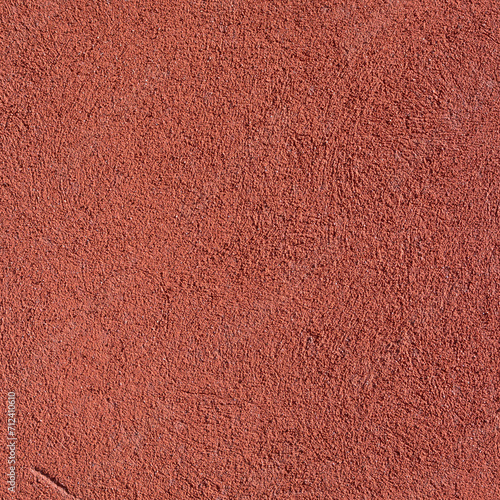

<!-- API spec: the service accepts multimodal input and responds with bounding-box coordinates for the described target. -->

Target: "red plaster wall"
[1,1,500,498]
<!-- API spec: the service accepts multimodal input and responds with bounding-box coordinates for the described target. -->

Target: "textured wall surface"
[1,1,500,498]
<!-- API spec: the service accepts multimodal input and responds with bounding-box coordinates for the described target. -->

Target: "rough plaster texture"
[1,1,500,498]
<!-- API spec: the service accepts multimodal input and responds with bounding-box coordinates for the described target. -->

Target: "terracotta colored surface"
[1,1,500,498]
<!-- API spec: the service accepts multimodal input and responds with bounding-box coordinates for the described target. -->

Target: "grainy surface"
[1,1,500,498]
